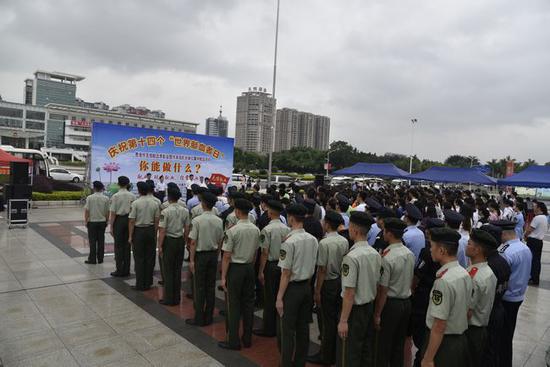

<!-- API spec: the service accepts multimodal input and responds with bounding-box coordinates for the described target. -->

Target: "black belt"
[230,262,253,266]
[197,250,218,253]
[290,279,309,284]
[388,297,411,301]
[116,214,129,218]
[135,225,154,228]
[353,301,373,309]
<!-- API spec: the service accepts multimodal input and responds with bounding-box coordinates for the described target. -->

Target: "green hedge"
[32,191,84,201]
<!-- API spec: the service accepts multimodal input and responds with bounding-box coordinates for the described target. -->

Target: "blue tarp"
[332,163,409,178]
[497,165,550,188]
[407,166,497,185]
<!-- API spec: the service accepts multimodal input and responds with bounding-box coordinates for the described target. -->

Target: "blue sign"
[90,122,234,189]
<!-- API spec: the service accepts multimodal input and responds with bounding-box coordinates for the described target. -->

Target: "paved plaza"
[0,207,549,366]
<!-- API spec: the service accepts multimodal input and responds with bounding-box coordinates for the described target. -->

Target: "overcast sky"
[1,0,549,163]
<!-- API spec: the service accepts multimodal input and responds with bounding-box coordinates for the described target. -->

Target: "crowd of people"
[83,175,549,367]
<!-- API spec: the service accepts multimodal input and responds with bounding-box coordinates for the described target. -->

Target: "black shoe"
[158,280,164,285]
[306,354,332,365]
[110,272,122,277]
[252,329,275,337]
[529,280,540,286]
[185,293,193,299]
[119,273,130,277]
[98,260,103,264]
[159,299,174,306]
[185,319,204,326]
[84,260,96,264]
[218,341,240,351]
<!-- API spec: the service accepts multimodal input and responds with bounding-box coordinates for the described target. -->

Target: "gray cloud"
[1,0,550,163]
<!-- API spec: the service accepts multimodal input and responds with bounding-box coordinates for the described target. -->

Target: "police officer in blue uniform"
[491,219,532,367]
[443,209,468,268]
[402,203,425,263]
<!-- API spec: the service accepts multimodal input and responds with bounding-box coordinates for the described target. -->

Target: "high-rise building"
[205,107,229,137]
[25,70,85,106]
[275,108,330,152]
[235,87,275,154]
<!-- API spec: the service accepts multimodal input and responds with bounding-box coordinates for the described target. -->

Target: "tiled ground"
[0,207,549,366]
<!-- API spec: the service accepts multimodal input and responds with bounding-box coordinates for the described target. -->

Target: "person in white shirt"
[185,174,195,190]
[500,199,515,221]
[155,175,167,202]
[524,202,549,285]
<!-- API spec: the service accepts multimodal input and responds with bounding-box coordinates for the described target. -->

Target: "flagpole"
[267,0,280,187]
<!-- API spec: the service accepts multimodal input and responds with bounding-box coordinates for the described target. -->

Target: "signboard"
[67,118,91,129]
[90,122,234,190]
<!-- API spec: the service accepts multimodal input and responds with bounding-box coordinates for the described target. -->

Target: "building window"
[25,121,45,130]
[49,113,66,120]
[0,107,23,118]
[26,110,45,120]
[0,117,23,128]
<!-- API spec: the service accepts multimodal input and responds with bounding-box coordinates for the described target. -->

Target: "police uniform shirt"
[278,228,319,281]
[379,243,415,299]
[426,260,472,334]
[260,219,291,262]
[341,241,381,305]
[159,203,190,238]
[109,188,135,215]
[341,213,350,230]
[367,223,381,246]
[225,211,256,230]
[457,232,469,268]
[467,262,497,327]
[85,192,110,222]
[402,225,425,263]
[317,232,349,280]
[189,211,224,252]
[187,195,200,210]
[148,193,161,207]
[129,195,161,226]
[160,198,187,211]
[222,219,260,263]
[190,204,219,220]
[498,239,532,302]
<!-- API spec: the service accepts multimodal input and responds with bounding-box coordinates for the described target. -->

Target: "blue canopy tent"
[497,165,550,188]
[407,166,497,185]
[332,163,409,179]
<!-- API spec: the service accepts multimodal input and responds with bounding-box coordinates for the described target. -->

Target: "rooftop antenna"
[219,105,223,118]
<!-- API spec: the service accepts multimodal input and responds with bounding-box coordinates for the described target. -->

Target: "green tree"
[444,155,480,168]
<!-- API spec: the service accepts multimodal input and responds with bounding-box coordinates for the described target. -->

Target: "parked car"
[49,168,83,183]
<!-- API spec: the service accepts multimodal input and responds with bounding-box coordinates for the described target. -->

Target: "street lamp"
[409,118,417,174]
[267,0,281,187]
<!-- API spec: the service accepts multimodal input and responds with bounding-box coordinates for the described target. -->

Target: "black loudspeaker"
[314,174,325,187]
[10,162,29,185]
[3,184,32,201]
